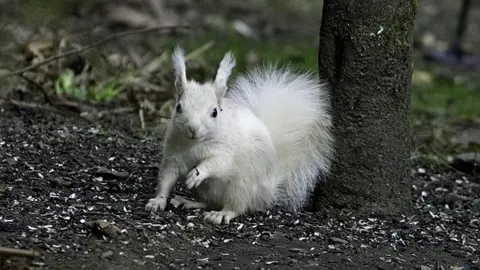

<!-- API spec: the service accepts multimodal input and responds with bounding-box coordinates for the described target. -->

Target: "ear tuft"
[172,46,187,89]
[214,51,236,99]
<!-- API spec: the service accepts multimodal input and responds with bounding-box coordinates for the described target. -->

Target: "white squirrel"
[145,46,334,224]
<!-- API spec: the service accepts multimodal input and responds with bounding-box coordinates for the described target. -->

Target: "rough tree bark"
[314,0,417,215]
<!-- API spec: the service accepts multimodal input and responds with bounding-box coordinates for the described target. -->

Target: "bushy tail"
[226,64,334,212]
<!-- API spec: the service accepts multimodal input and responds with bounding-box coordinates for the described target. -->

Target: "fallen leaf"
[84,220,122,238]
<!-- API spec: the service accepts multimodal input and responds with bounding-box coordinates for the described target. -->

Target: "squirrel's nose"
[188,126,197,138]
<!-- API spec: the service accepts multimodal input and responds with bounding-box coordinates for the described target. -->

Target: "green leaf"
[94,80,120,101]
[55,70,75,96]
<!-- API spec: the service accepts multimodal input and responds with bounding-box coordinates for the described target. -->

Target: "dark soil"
[1,103,479,270]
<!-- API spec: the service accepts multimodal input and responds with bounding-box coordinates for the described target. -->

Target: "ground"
[1,106,478,270]
[0,0,480,269]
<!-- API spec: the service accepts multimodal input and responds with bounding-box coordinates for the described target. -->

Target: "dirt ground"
[1,0,480,269]
[0,106,478,270]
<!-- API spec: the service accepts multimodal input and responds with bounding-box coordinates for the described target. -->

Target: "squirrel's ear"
[172,46,187,95]
[214,51,236,100]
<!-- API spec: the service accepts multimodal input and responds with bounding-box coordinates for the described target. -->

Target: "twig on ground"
[54,101,135,119]
[0,25,190,79]
[16,77,97,118]
[0,246,40,258]
[93,107,137,117]
[139,106,146,129]
[79,212,140,229]
[142,227,151,243]
[55,98,97,113]
[8,99,93,124]
[18,75,54,104]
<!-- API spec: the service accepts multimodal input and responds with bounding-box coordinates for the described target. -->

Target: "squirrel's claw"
[145,197,167,212]
[185,167,205,189]
[203,210,237,225]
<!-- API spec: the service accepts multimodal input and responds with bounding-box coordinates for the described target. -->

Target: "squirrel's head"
[169,46,236,141]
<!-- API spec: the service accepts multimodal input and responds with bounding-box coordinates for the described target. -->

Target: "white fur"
[145,47,334,224]
[172,46,187,87]
[214,51,236,89]
[227,64,334,211]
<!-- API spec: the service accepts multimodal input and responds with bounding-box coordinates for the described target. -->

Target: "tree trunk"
[314,0,417,215]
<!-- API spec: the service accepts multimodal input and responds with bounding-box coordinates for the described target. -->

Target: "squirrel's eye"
[176,104,182,114]
[211,108,218,118]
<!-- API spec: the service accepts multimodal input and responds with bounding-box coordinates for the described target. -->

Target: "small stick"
[54,98,96,112]
[0,246,40,258]
[142,227,151,243]
[94,106,136,117]
[139,108,146,129]
[18,75,54,104]
[139,99,146,129]
[0,25,190,79]
[8,99,93,124]
[79,212,139,229]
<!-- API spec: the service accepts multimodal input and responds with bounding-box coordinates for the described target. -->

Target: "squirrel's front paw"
[145,197,167,213]
[185,167,206,189]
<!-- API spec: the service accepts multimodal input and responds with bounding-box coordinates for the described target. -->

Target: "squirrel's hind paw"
[145,197,167,213]
[203,209,237,224]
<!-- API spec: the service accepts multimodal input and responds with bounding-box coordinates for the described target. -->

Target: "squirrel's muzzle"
[187,126,198,139]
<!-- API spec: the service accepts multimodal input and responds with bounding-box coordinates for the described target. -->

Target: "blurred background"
[0,0,479,169]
